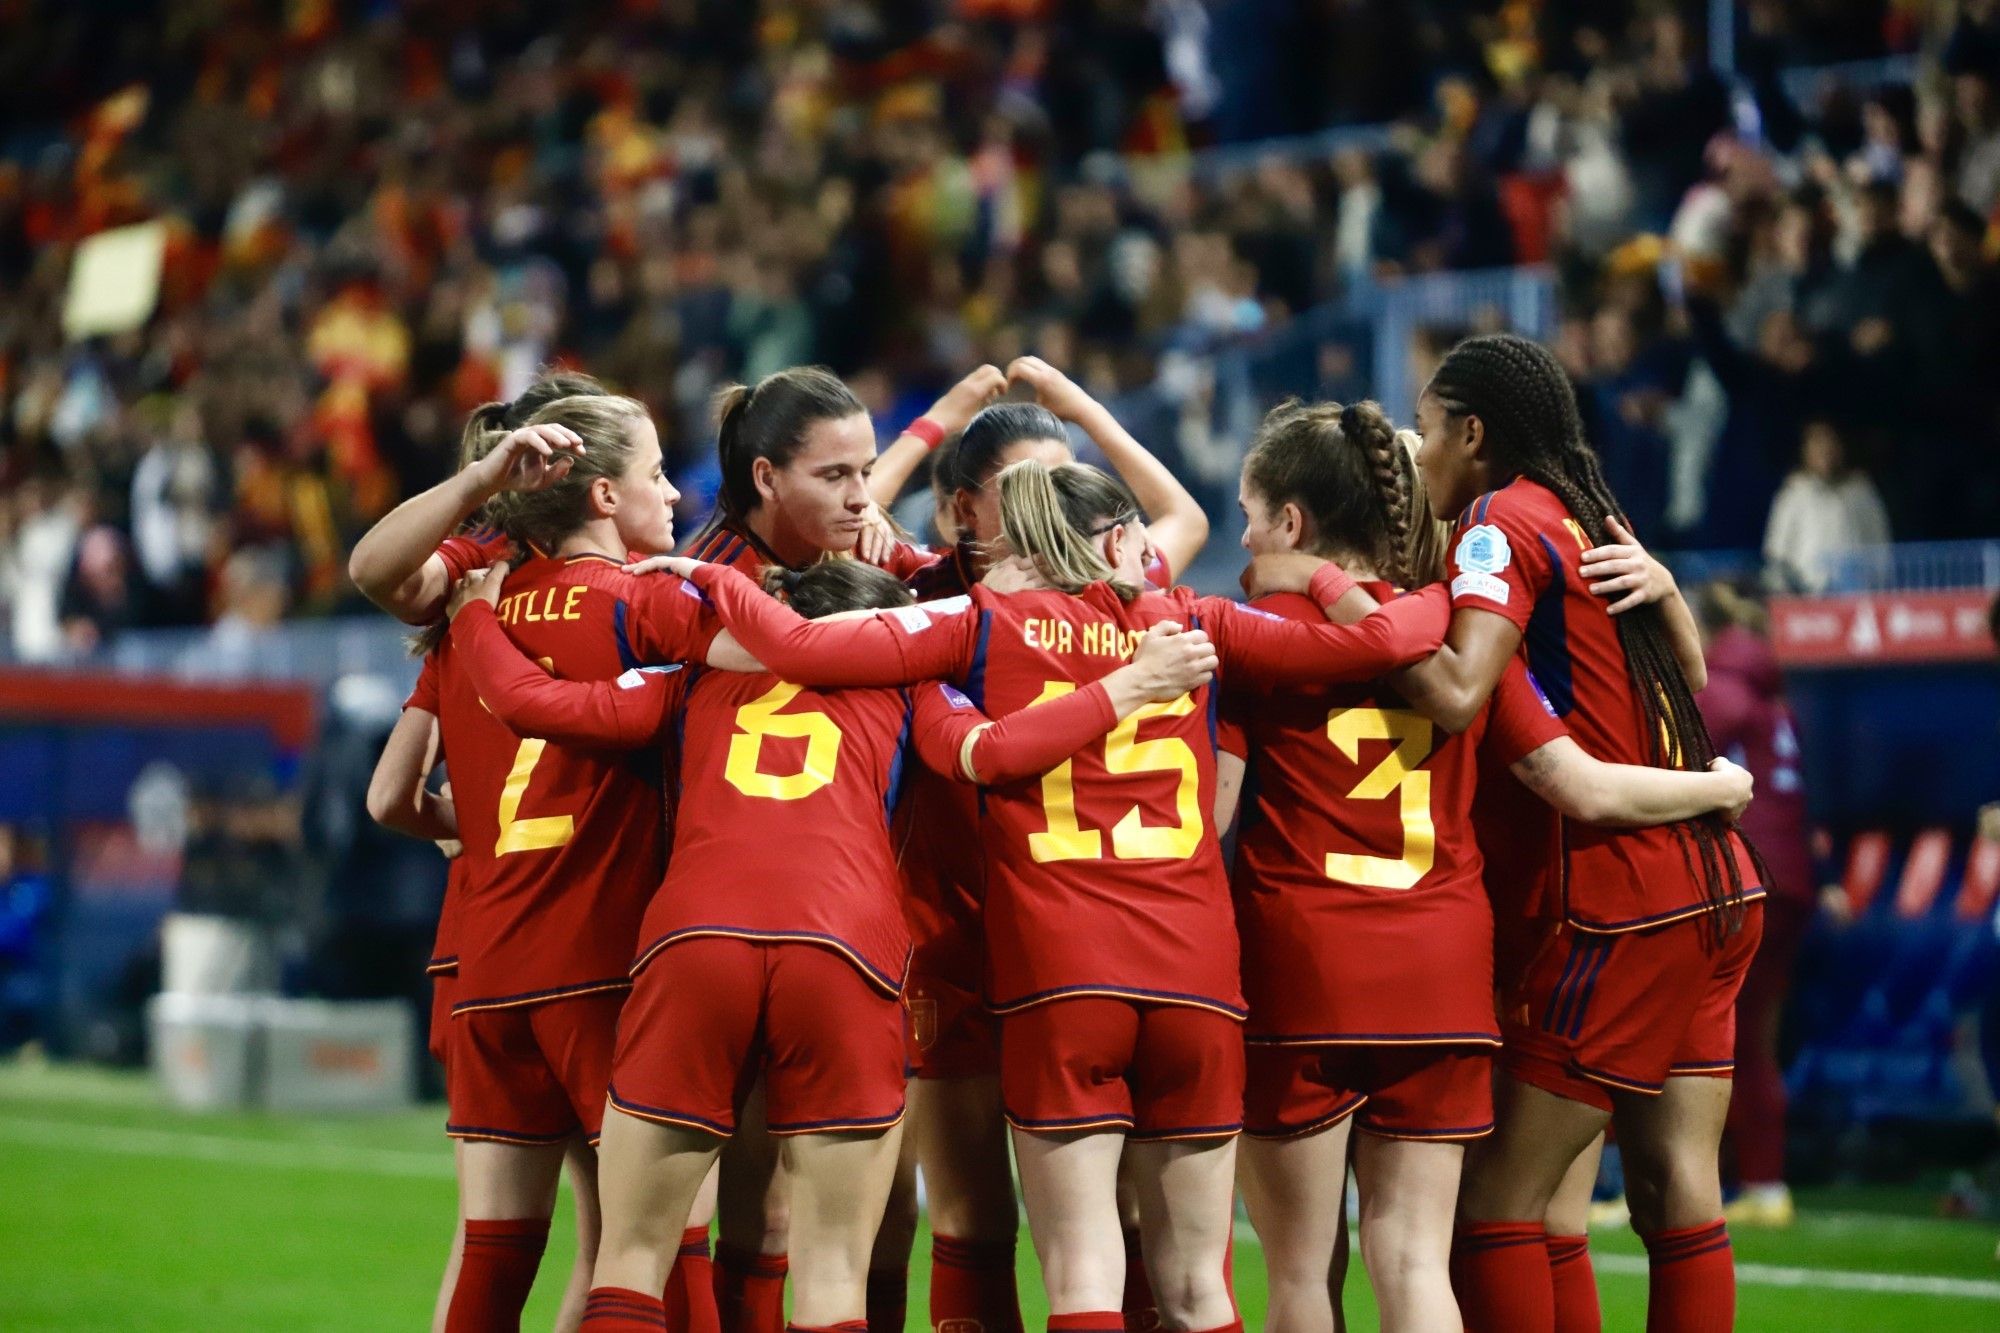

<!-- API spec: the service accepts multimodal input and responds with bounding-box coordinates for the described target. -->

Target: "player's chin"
[824,520,866,551]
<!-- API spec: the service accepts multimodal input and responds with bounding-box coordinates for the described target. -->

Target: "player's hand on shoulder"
[1581,516,1676,615]
[1241,551,1327,601]
[447,560,510,622]
[982,554,1050,594]
[1708,756,1753,822]
[1131,620,1219,700]
[622,554,704,580]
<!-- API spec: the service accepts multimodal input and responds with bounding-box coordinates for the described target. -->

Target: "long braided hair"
[1242,398,1439,587]
[1427,333,1764,933]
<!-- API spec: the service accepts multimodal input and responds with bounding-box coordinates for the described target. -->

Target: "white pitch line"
[0,1115,454,1180]
[1231,1219,2000,1303]
[1590,1253,2000,1301]
[13,1116,2000,1302]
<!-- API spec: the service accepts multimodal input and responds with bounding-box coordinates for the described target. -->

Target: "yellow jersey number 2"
[1027,681,1203,863]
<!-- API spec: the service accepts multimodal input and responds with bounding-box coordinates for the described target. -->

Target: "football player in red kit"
[646,458,1451,1333]
[676,363,1012,1333]
[871,359,1211,1333]
[435,557,1218,1333]
[1223,402,1752,1333]
[1395,335,1764,1332]
[422,391,760,1332]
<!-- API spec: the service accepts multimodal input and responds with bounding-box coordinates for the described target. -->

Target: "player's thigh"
[1613,1075,1734,1233]
[1125,1134,1239,1326]
[456,1136,568,1219]
[564,1139,601,1255]
[1239,1117,1354,1281]
[1351,1134,1462,1268]
[1458,1075,1609,1223]
[910,1074,1017,1240]
[1544,1131,1604,1237]
[1012,1126,1127,1311]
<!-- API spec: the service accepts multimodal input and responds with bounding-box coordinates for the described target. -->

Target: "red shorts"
[906,967,1000,1080]
[428,970,455,1067]
[1244,1043,1495,1141]
[445,990,625,1146]
[1502,902,1764,1113]
[609,936,906,1137]
[1001,998,1243,1141]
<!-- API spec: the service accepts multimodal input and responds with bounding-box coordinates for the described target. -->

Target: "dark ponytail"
[1242,398,1435,587]
[1427,332,1766,932]
[699,367,866,544]
[759,560,915,619]
[951,402,1069,493]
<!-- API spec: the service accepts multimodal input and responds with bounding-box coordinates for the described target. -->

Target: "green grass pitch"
[2,1061,1996,1330]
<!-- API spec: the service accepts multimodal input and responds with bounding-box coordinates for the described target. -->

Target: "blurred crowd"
[0,0,1993,660]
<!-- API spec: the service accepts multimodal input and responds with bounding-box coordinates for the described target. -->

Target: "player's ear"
[950,486,979,536]
[1461,411,1488,462]
[751,456,780,505]
[588,473,618,518]
[1280,501,1307,549]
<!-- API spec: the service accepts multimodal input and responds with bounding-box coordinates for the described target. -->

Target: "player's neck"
[745,507,817,569]
[1309,544,1379,583]
[556,519,625,561]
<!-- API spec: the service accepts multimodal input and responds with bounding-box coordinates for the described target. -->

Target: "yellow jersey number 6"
[1028,681,1203,863]
[725,681,843,801]
[1325,707,1435,890]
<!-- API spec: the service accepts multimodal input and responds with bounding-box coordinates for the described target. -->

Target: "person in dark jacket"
[1697,581,1824,1228]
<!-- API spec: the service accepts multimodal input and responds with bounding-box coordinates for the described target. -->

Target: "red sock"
[667,1227,720,1333]
[786,1324,867,1333]
[1642,1220,1734,1333]
[584,1287,671,1331]
[1450,1220,1553,1333]
[1545,1234,1601,1333]
[715,1243,789,1333]
[446,1217,550,1332]
[1049,1315,1125,1332]
[866,1266,907,1333]
[932,1233,1024,1333]
[1119,1229,1158,1333]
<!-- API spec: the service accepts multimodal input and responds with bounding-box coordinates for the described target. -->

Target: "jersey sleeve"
[1484,659,1569,766]
[1205,583,1448,690]
[910,678,1120,785]
[404,653,442,714]
[687,562,978,687]
[436,525,512,583]
[1447,492,1551,632]
[451,602,674,749]
[624,572,726,666]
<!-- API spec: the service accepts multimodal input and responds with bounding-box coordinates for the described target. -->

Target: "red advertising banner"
[1769,590,1996,667]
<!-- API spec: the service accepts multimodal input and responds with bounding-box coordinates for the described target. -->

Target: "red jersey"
[685,562,1448,1017]
[686,518,935,581]
[895,541,1176,986]
[434,553,720,1012]
[437,524,514,583]
[1220,588,1559,1045]
[1448,478,1760,931]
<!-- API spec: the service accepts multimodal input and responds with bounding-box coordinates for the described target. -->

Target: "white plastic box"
[147,991,260,1111]
[259,998,415,1114]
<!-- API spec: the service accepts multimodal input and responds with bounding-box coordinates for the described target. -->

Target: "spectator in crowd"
[1763,418,1892,592]
[1696,580,1823,1230]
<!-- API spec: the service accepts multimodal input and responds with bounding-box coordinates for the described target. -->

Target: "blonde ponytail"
[995,460,1142,600]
